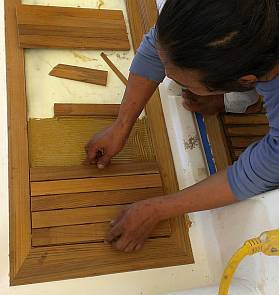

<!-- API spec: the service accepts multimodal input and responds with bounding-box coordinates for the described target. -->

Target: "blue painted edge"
[195,112,217,175]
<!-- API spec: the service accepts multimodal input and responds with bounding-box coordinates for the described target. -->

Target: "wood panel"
[32,221,171,246]
[223,114,268,125]
[30,162,159,182]
[28,117,155,167]
[54,103,120,117]
[32,205,123,228]
[226,125,269,137]
[49,64,108,86]
[16,4,130,50]
[31,174,162,196]
[230,136,262,148]
[5,0,32,282]
[31,187,164,212]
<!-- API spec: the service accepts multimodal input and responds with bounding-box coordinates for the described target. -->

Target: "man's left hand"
[106,198,163,253]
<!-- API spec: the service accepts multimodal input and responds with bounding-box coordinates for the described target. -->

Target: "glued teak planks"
[16,4,130,50]
[49,64,108,86]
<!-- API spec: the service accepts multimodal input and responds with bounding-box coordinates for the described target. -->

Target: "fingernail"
[110,220,115,225]
[97,163,105,169]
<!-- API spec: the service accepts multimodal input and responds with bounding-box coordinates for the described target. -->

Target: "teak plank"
[223,114,268,125]
[31,174,162,196]
[32,221,171,246]
[30,162,159,182]
[16,5,130,50]
[5,0,32,281]
[204,114,232,170]
[226,125,269,137]
[54,103,120,117]
[49,64,108,86]
[31,187,164,212]
[32,205,123,228]
[230,136,262,148]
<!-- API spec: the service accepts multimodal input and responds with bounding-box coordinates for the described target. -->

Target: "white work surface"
[1,1,279,295]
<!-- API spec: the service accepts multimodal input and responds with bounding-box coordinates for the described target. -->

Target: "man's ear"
[238,75,258,86]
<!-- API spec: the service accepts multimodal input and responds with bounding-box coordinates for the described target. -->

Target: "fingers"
[96,153,112,169]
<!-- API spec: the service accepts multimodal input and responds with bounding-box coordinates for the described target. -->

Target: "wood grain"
[230,136,262,148]
[30,162,159,182]
[49,64,108,86]
[204,114,232,170]
[5,0,32,282]
[32,221,171,246]
[28,117,155,167]
[31,174,162,196]
[32,205,123,228]
[16,5,130,50]
[226,125,269,137]
[223,114,268,125]
[31,187,164,211]
[100,52,128,86]
[54,103,120,117]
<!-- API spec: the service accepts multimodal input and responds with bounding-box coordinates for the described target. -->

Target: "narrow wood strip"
[232,149,246,161]
[30,162,159,182]
[230,136,262,148]
[54,103,120,117]
[19,35,130,50]
[31,187,164,211]
[32,220,171,246]
[204,114,232,170]
[223,114,268,125]
[31,174,162,196]
[101,52,128,86]
[32,205,124,228]
[226,125,269,137]
[49,64,108,86]
[5,0,31,280]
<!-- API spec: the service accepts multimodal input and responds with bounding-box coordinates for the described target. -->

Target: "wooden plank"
[29,117,155,167]
[223,114,268,125]
[204,114,232,170]
[16,5,130,50]
[31,174,162,196]
[226,125,269,137]
[54,103,120,117]
[32,220,171,246]
[100,52,128,86]
[31,187,164,212]
[13,238,193,286]
[230,136,262,148]
[32,205,123,228]
[5,0,32,282]
[232,149,246,161]
[49,64,108,86]
[30,162,159,182]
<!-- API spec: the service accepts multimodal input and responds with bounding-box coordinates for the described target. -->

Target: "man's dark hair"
[157,0,279,92]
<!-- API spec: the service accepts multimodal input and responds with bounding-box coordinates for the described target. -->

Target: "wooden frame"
[6,0,193,286]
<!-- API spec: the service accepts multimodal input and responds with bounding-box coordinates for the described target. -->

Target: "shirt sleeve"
[129,27,166,83]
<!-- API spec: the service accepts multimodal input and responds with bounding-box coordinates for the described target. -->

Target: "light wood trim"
[31,174,162,196]
[54,103,120,117]
[100,52,128,86]
[30,162,159,182]
[5,0,32,282]
[32,220,171,246]
[31,187,164,212]
[204,114,232,170]
[16,5,130,50]
[49,64,108,86]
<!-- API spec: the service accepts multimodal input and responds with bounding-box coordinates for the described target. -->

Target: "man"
[86,0,279,253]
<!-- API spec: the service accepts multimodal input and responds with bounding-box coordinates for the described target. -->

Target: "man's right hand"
[85,121,130,169]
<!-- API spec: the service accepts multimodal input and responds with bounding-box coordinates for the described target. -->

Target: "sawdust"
[184,136,199,150]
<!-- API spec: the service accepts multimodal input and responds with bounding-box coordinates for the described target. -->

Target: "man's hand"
[182,89,225,114]
[106,198,163,253]
[85,121,130,168]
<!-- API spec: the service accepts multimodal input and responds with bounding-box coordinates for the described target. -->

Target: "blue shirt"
[130,28,279,200]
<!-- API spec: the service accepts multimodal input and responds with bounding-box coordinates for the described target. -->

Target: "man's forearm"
[156,169,239,220]
[116,73,159,132]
